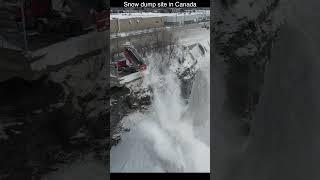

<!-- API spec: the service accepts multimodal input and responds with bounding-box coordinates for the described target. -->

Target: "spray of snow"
[110,42,210,172]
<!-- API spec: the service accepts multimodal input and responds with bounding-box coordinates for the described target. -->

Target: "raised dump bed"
[111,44,147,87]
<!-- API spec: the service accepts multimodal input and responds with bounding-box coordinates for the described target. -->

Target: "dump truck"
[111,43,147,87]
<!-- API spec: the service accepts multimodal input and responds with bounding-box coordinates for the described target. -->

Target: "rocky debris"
[110,86,131,145]
[110,78,152,145]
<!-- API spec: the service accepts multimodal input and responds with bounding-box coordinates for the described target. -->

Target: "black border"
[111,0,210,8]
[111,173,210,179]
[109,0,212,178]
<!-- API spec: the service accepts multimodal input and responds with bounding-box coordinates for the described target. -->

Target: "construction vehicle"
[111,43,147,87]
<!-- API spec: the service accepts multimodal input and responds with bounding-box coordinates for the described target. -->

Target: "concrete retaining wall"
[110,28,176,54]
[110,17,164,34]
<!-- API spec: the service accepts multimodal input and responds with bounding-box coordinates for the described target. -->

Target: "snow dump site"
[110,23,210,172]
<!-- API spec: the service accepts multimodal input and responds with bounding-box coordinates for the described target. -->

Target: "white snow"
[110,28,210,172]
[111,27,167,39]
[178,26,210,47]
[119,71,144,85]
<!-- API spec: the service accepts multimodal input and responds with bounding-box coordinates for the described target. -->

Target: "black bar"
[111,0,210,8]
[111,173,210,180]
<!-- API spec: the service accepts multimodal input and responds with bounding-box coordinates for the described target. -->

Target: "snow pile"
[184,45,210,144]
[110,40,210,172]
[178,26,210,47]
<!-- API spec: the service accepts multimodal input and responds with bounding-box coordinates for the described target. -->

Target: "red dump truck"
[111,44,147,86]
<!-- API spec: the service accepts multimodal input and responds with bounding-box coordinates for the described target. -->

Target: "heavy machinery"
[111,43,147,87]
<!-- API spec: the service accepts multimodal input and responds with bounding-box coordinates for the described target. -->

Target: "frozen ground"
[110,26,210,172]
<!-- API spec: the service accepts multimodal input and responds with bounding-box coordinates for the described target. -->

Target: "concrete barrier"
[110,17,164,34]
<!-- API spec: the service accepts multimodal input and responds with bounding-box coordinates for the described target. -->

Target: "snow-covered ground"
[110,26,210,172]
[178,25,210,47]
[110,27,170,39]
